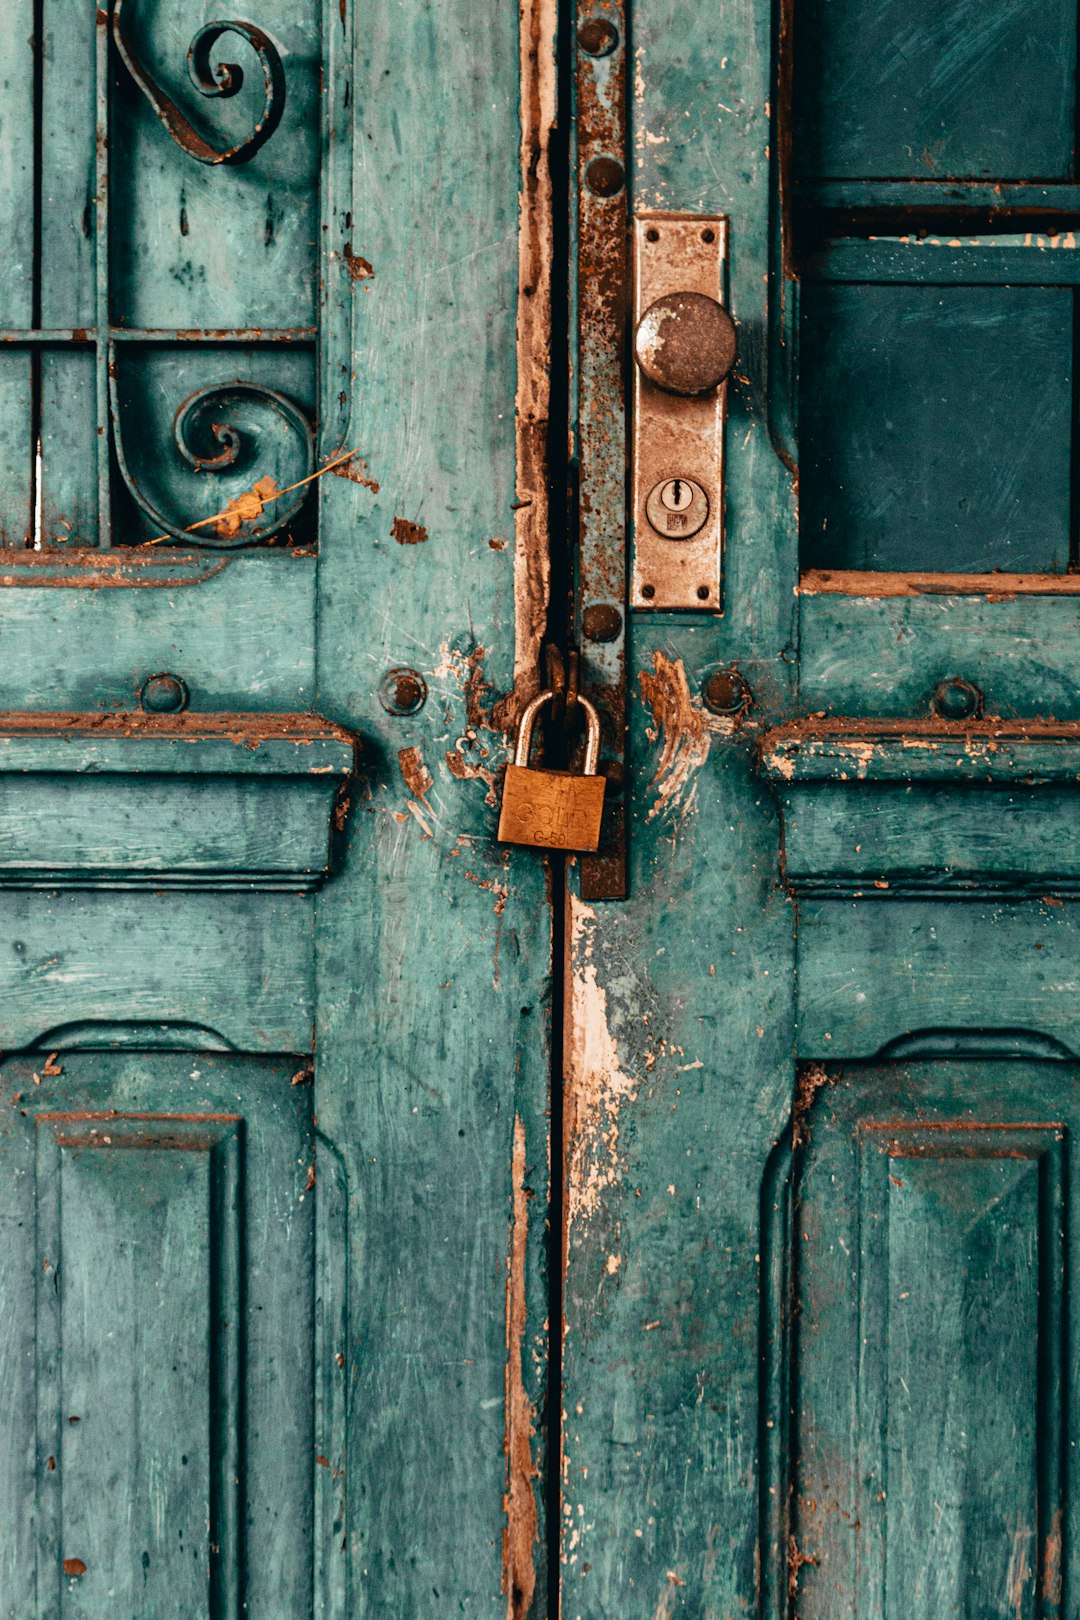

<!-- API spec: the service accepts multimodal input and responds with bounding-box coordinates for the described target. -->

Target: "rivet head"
[635,291,737,396]
[140,673,189,714]
[703,667,749,715]
[583,603,623,642]
[931,677,983,721]
[578,16,619,54]
[379,667,427,716]
[585,156,625,197]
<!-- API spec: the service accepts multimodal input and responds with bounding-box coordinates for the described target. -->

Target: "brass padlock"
[498,689,606,851]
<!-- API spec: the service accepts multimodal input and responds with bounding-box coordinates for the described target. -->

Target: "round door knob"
[634,291,737,396]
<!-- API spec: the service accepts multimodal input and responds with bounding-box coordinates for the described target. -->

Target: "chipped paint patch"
[503,1112,539,1619]
[639,650,734,821]
[391,516,428,546]
[398,744,436,837]
[565,898,638,1236]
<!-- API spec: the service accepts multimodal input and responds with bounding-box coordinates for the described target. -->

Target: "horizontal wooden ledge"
[0,547,316,589]
[0,713,357,777]
[0,714,357,890]
[799,569,1080,598]
[759,720,1080,784]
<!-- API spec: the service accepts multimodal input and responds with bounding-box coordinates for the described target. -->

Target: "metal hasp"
[631,214,732,610]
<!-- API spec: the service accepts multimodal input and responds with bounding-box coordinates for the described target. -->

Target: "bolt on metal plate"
[630,214,730,611]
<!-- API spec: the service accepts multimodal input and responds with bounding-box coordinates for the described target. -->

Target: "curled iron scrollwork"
[112,373,315,547]
[111,0,286,166]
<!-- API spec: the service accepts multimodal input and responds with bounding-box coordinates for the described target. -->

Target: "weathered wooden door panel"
[0,0,552,1613]
[562,0,1080,1614]
[792,1060,1070,1618]
[0,1050,315,1618]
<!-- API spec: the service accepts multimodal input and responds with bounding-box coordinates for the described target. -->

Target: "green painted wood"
[797,898,1080,1058]
[0,891,313,1051]
[110,0,320,332]
[0,713,353,889]
[801,591,1080,720]
[0,1050,315,1617]
[792,1060,1070,1617]
[0,552,316,711]
[792,0,1077,180]
[799,283,1073,574]
[776,782,1080,894]
[560,0,799,1609]
[313,0,553,1608]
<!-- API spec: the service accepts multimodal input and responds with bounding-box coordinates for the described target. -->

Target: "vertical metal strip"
[94,5,111,547]
[575,0,628,900]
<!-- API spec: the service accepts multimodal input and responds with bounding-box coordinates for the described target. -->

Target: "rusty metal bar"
[574,0,628,901]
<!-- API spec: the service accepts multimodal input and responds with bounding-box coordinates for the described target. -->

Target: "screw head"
[932,677,983,721]
[578,16,619,54]
[379,667,427,716]
[583,603,623,642]
[703,667,749,715]
[140,673,189,714]
[585,156,625,197]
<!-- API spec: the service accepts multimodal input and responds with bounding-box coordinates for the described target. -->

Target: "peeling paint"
[639,650,734,821]
[503,1113,539,1619]
[391,516,428,546]
[512,0,556,704]
[565,898,638,1235]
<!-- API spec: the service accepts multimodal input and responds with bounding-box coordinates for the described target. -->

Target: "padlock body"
[497,765,606,851]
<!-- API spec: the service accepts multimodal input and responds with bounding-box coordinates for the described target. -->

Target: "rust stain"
[391,516,428,546]
[62,1560,87,1578]
[792,1063,836,1148]
[565,898,638,1239]
[1043,1506,1062,1607]
[398,744,436,838]
[398,745,433,801]
[342,243,374,282]
[787,1535,818,1600]
[503,1112,539,1619]
[639,651,734,822]
[330,455,379,492]
[511,0,556,703]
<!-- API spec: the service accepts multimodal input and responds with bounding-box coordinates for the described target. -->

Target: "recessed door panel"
[0,1050,314,1619]
[792,1061,1070,1618]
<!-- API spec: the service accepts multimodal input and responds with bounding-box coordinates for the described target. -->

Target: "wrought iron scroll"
[111,374,315,547]
[111,0,286,166]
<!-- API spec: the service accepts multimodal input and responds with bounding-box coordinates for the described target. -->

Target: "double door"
[1,0,1078,1615]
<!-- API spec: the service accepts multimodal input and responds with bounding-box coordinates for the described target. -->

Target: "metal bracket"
[630,214,730,611]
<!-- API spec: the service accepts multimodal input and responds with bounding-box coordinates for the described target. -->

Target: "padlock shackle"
[514,688,602,776]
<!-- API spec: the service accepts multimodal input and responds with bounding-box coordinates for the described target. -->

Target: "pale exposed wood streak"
[503,1113,539,1619]
[800,568,1080,598]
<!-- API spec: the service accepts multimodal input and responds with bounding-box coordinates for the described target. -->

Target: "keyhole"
[660,478,695,512]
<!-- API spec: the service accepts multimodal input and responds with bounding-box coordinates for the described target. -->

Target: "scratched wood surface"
[312,0,554,1612]
[564,0,1080,1614]
[0,1051,315,1618]
[792,1059,1074,1617]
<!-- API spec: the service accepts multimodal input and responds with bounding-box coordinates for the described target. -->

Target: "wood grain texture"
[0,891,314,1051]
[797,899,1080,1059]
[560,0,799,1604]
[0,1051,315,1618]
[313,0,553,1609]
[791,1061,1070,1618]
[0,553,316,711]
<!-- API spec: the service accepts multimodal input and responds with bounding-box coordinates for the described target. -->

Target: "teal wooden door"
[560,0,1080,1616]
[4,0,1078,1615]
[0,2,552,1616]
